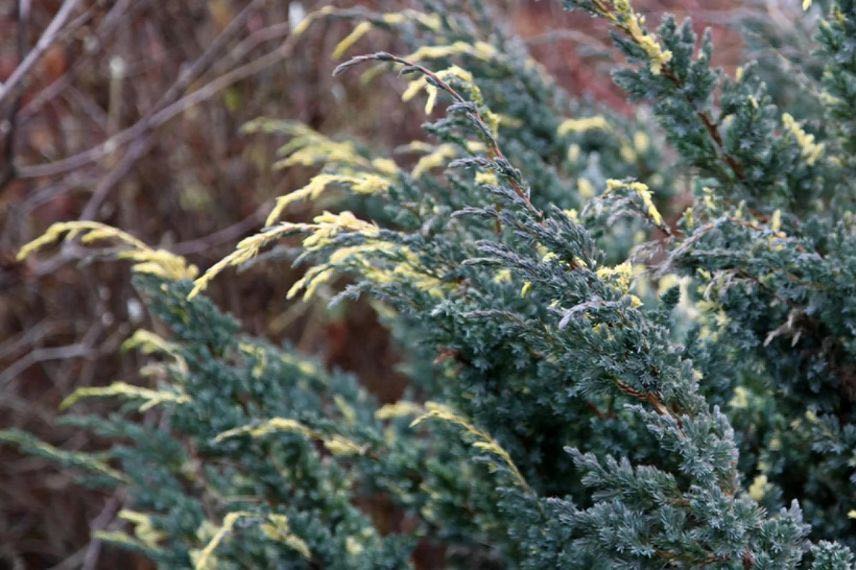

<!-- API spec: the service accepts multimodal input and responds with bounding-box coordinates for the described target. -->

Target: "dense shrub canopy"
[5,0,856,568]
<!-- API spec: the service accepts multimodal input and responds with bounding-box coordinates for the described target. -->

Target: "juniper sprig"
[5,1,855,568]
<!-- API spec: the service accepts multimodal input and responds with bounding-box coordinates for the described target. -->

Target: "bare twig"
[17,0,295,181]
[78,137,154,220]
[1,320,101,387]
[18,0,136,121]
[0,0,31,192]
[0,343,94,387]
[0,0,84,109]
[173,204,269,255]
[0,319,64,361]
[80,497,121,570]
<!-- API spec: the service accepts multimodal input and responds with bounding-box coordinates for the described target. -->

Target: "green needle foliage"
[6,1,856,568]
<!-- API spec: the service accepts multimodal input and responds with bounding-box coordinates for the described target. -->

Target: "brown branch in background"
[17,6,297,182]
[173,204,269,255]
[80,497,121,570]
[0,0,83,108]
[17,0,136,122]
[73,0,270,220]
[0,0,31,192]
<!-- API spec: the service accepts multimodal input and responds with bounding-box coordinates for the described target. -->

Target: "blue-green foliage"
[5,1,855,568]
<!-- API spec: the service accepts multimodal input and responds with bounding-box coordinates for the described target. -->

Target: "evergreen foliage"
[6,1,856,567]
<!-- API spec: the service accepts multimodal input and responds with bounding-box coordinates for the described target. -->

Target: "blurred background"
[0,0,766,567]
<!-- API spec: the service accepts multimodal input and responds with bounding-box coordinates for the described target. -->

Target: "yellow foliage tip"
[402,66,475,115]
[119,510,167,547]
[557,116,611,136]
[0,429,127,482]
[259,514,312,559]
[93,531,155,554]
[748,474,770,501]
[303,211,380,248]
[290,6,335,38]
[332,21,373,60]
[407,41,497,63]
[214,417,366,456]
[577,178,596,200]
[782,113,824,166]
[123,329,178,357]
[188,222,311,299]
[265,174,392,227]
[411,144,459,178]
[604,1,672,74]
[606,179,664,227]
[193,511,252,570]
[17,221,197,281]
[193,211,382,301]
[411,402,530,492]
[380,10,441,32]
[60,381,190,412]
[770,209,782,232]
[274,129,369,171]
[596,261,634,292]
[376,401,425,420]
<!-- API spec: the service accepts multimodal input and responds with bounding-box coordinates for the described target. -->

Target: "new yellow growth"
[376,401,425,420]
[380,10,441,31]
[411,402,531,493]
[262,122,388,175]
[265,173,392,227]
[122,329,176,356]
[402,66,477,115]
[770,209,782,232]
[596,261,634,292]
[60,381,191,412]
[782,113,824,166]
[122,329,188,373]
[748,474,769,501]
[557,115,611,136]
[189,224,305,298]
[292,6,440,41]
[407,41,497,63]
[729,386,750,409]
[0,430,126,482]
[606,179,665,227]
[118,510,167,548]
[303,211,380,247]
[17,221,197,281]
[278,352,323,377]
[577,178,596,200]
[190,211,378,299]
[475,171,499,186]
[411,144,459,179]
[259,514,312,559]
[596,0,672,74]
[331,21,373,60]
[214,417,366,456]
[634,131,650,153]
[284,228,444,303]
[291,6,334,37]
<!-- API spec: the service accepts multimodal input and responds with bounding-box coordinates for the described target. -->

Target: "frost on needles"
[6,1,856,568]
